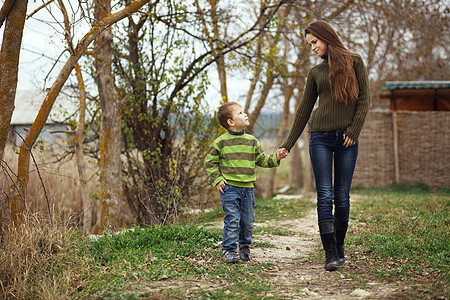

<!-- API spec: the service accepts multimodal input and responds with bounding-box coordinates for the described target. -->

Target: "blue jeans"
[220,185,255,254]
[309,130,358,223]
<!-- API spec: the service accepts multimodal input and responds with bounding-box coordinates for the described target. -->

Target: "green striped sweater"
[206,130,280,188]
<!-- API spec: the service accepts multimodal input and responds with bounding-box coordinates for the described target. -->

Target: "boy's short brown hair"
[216,101,241,129]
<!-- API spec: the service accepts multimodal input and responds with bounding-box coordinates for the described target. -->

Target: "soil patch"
[250,195,400,299]
[136,195,415,299]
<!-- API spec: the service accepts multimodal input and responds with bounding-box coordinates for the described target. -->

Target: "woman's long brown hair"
[305,20,359,104]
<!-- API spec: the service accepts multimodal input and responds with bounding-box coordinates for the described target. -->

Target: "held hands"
[275,136,354,158]
[276,148,289,160]
[343,134,356,148]
[215,178,228,193]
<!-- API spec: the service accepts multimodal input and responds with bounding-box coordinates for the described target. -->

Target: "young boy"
[206,101,286,263]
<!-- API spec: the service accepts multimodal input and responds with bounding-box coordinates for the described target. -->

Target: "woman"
[278,20,370,271]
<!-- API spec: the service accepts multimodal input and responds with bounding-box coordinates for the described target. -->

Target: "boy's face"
[228,105,249,131]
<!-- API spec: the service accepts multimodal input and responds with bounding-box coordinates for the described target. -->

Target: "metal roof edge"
[381,81,450,90]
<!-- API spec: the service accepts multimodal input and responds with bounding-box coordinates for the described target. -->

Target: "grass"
[197,194,314,225]
[79,225,222,298]
[344,184,450,297]
[0,214,91,299]
[1,185,448,299]
[78,225,274,299]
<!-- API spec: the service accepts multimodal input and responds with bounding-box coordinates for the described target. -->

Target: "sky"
[0,2,89,124]
[3,0,284,124]
[13,1,90,90]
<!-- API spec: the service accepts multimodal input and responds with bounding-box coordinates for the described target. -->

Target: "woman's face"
[306,33,328,57]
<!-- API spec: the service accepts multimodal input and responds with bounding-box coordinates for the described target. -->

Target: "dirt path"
[250,195,402,299]
[138,195,409,299]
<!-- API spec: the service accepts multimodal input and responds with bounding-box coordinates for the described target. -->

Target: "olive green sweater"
[280,55,370,151]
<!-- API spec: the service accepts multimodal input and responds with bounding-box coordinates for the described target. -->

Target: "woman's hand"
[343,134,356,148]
[276,148,289,160]
[215,179,228,193]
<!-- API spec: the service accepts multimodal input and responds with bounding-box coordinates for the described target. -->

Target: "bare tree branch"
[57,0,75,54]
[158,0,286,132]
[27,0,55,19]
[325,0,355,20]
[0,0,16,29]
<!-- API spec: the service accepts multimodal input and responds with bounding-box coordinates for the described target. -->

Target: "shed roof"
[381,81,450,90]
[11,89,79,125]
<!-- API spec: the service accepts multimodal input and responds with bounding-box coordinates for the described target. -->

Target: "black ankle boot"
[318,221,339,271]
[334,218,349,265]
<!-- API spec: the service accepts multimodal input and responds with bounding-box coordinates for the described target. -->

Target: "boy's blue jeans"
[220,185,255,254]
[309,130,359,223]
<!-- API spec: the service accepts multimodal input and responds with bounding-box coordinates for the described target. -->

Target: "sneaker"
[223,250,239,263]
[239,246,251,262]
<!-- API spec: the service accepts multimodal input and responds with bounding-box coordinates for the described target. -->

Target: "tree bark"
[56,0,93,232]
[303,130,314,191]
[288,76,307,190]
[11,0,152,221]
[74,64,93,233]
[288,142,303,187]
[265,34,297,197]
[0,0,27,162]
[246,72,275,135]
[0,0,17,29]
[0,0,28,220]
[195,0,228,104]
[289,74,315,191]
[266,85,290,197]
[210,0,228,103]
[93,0,124,232]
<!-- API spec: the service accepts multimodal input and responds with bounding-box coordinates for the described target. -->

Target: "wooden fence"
[353,110,450,189]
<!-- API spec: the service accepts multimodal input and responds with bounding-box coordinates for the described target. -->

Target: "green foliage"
[78,225,274,299]
[195,194,314,225]
[32,140,45,153]
[79,226,222,298]
[254,225,293,237]
[194,205,224,223]
[254,196,315,222]
[252,241,276,248]
[88,225,221,263]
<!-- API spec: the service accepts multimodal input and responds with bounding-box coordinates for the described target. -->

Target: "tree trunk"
[265,33,297,197]
[195,0,228,104]
[0,0,27,162]
[11,0,152,221]
[288,143,303,187]
[246,72,274,135]
[244,1,266,113]
[288,72,307,190]
[0,0,28,221]
[0,0,17,29]
[93,0,124,232]
[266,89,290,197]
[74,64,93,233]
[289,72,314,191]
[303,130,314,191]
[210,0,228,103]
